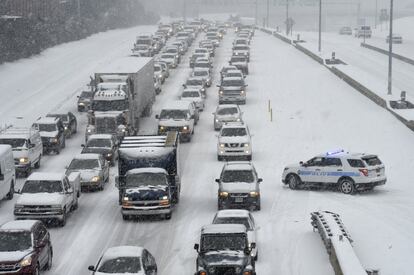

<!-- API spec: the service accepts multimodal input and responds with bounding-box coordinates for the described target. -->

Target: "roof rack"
[120,131,178,149]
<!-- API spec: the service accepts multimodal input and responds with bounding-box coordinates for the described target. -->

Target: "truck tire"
[59,210,67,227]
[6,181,14,200]
[339,178,356,195]
[45,249,53,270]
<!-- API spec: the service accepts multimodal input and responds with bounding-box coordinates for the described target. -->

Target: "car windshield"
[80,91,93,98]
[22,180,63,193]
[201,234,246,252]
[182,91,200,98]
[214,217,252,230]
[98,257,141,273]
[92,100,128,112]
[234,46,248,50]
[125,173,168,188]
[0,138,26,148]
[193,71,208,77]
[165,49,177,54]
[231,57,246,62]
[222,79,243,86]
[96,117,124,133]
[37,123,57,132]
[226,73,242,78]
[222,170,254,183]
[87,139,112,148]
[195,49,207,54]
[195,63,209,68]
[68,159,99,170]
[136,39,151,45]
[160,109,188,120]
[217,107,239,115]
[135,45,148,50]
[0,232,32,252]
[48,114,68,122]
[221,127,247,136]
[186,79,203,86]
[154,66,161,72]
[161,54,175,59]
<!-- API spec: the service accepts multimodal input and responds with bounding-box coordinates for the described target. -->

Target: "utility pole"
[318,0,322,52]
[255,0,258,26]
[375,0,378,28]
[286,0,289,35]
[387,0,394,95]
[266,0,270,27]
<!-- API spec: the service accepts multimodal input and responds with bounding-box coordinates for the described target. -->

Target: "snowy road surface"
[0,22,413,275]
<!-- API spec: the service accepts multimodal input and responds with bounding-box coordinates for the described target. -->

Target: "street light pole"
[318,0,322,52]
[286,0,289,35]
[255,0,258,26]
[266,0,270,27]
[387,0,394,95]
[375,0,378,28]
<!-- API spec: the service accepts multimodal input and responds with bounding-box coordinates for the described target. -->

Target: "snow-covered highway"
[0,22,413,275]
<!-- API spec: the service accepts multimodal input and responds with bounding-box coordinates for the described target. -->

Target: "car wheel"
[71,197,78,211]
[60,209,67,227]
[45,249,53,270]
[164,213,172,220]
[339,178,356,195]
[34,264,40,275]
[254,250,259,261]
[6,181,14,200]
[256,199,261,211]
[287,174,300,190]
[34,156,41,169]
[25,166,32,177]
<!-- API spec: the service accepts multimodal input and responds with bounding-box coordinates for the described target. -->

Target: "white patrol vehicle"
[282,150,387,194]
[213,104,243,130]
[0,126,43,176]
[217,122,252,161]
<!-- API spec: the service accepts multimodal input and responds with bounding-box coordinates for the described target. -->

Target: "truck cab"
[116,132,181,220]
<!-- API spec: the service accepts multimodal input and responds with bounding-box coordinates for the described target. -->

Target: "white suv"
[217,122,252,161]
[213,104,243,130]
[282,150,386,194]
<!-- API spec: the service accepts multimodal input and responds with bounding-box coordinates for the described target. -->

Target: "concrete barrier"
[295,43,324,64]
[361,43,414,66]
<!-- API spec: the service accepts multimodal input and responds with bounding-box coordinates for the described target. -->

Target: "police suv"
[282,150,386,194]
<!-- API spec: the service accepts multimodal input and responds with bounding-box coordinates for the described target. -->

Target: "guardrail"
[311,211,376,275]
[294,43,324,64]
[361,43,414,66]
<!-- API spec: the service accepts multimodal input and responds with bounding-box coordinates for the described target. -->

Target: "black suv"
[33,117,66,154]
[0,220,53,274]
[77,90,94,112]
[194,224,256,275]
[47,112,77,138]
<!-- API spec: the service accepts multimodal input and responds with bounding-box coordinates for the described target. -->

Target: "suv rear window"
[363,156,382,166]
[347,159,365,168]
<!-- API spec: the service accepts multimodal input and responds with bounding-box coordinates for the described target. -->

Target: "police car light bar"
[326,149,345,156]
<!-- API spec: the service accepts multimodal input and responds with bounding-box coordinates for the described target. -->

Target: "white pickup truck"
[14,172,80,226]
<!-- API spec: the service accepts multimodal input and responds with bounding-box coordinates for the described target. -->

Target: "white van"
[0,145,16,200]
[0,127,43,177]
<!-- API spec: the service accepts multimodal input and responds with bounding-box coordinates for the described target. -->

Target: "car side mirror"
[182,84,186,88]
[215,179,220,183]
[88,266,96,271]
[194,243,199,251]
[299,161,304,166]
[258,178,263,183]
[29,143,36,149]
[81,144,85,148]
[251,242,256,249]
[155,114,160,119]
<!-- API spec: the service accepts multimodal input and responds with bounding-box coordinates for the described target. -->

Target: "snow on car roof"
[126,168,168,175]
[224,162,253,171]
[0,144,12,155]
[88,134,113,139]
[27,172,64,181]
[94,111,123,118]
[73,153,101,160]
[162,100,192,110]
[202,224,247,234]
[217,104,239,109]
[95,57,152,73]
[35,117,59,124]
[1,220,38,231]
[94,90,126,101]
[216,209,250,218]
[221,122,246,128]
[0,127,34,139]
[315,150,366,158]
[101,246,144,261]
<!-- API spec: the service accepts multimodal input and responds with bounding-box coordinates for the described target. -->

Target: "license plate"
[235,197,244,203]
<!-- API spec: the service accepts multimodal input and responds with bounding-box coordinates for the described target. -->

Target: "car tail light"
[359,169,369,177]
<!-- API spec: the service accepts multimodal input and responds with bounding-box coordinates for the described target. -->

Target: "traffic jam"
[0,18,387,275]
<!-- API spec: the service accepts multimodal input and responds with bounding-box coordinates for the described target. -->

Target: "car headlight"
[20,255,32,267]
[64,126,68,130]
[236,118,241,122]
[78,102,85,106]
[215,119,219,122]
[219,90,224,95]
[158,74,163,78]
[19,157,29,164]
[240,90,245,95]
[244,143,250,147]
[160,198,170,206]
[199,271,207,275]
[219,191,228,198]
[159,126,165,131]
[250,191,259,197]
[219,143,225,148]
[87,129,92,133]
[91,176,101,182]
[182,126,189,130]
[50,137,58,143]
[106,153,113,158]
[123,197,129,202]
[243,271,253,275]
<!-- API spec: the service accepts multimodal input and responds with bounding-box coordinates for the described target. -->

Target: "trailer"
[90,57,155,135]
